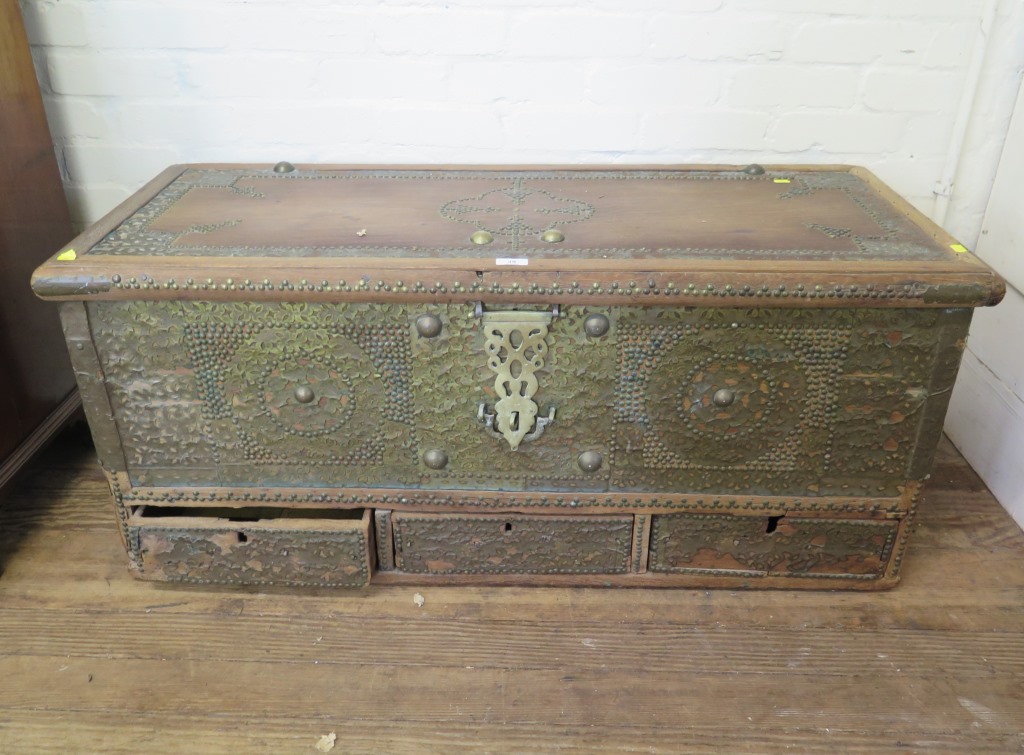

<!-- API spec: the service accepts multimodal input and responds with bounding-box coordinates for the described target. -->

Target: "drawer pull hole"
[237,532,249,543]
[765,515,784,534]
[503,522,513,533]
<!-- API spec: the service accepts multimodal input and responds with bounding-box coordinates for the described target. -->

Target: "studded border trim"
[118,486,910,515]
[91,272,936,302]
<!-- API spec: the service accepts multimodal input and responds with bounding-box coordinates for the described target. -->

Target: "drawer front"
[128,508,372,587]
[391,513,634,575]
[648,513,898,580]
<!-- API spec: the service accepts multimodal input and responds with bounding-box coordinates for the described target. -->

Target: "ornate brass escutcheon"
[478,310,556,451]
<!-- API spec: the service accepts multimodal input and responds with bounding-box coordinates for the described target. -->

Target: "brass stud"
[293,386,315,404]
[713,388,736,407]
[541,229,565,243]
[423,449,449,470]
[470,230,494,245]
[273,161,296,173]
[415,313,443,338]
[583,313,610,338]
[743,164,766,175]
[577,451,603,473]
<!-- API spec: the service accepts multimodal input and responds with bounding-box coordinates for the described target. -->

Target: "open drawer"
[127,506,372,588]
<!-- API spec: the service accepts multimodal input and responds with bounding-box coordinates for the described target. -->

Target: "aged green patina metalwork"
[86,301,968,499]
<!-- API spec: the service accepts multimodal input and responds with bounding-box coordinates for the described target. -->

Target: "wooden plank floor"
[1,424,1022,754]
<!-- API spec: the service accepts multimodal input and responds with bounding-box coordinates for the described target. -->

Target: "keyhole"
[765,515,784,534]
[503,522,513,534]
[237,531,249,543]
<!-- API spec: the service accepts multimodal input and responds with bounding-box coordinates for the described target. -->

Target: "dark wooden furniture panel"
[0,1,77,493]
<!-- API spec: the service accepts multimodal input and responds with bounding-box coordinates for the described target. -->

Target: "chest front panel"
[87,300,967,500]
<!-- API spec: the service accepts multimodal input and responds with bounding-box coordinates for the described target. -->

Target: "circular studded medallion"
[675,357,785,440]
[218,324,389,463]
[645,330,807,468]
[258,359,356,438]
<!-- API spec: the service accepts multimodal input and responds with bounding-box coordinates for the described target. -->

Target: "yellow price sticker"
[56,249,77,261]
[773,178,791,184]
[950,243,969,254]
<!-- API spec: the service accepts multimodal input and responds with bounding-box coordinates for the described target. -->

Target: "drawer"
[389,512,634,575]
[648,513,898,580]
[127,506,372,587]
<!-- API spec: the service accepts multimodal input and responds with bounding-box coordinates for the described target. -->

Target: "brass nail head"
[415,313,443,338]
[423,449,449,470]
[713,388,736,407]
[583,313,610,337]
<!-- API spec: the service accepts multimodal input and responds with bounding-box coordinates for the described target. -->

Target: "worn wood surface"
[1,424,1023,753]
[32,164,1004,307]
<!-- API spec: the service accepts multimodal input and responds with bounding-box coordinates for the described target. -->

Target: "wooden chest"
[32,163,1004,590]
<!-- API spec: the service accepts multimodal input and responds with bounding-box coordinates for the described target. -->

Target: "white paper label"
[495,257,529,266]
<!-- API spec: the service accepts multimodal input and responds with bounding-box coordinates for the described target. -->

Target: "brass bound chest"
[33,163,1004,590]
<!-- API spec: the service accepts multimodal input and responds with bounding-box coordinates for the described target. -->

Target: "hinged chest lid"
[33,164,1004,308]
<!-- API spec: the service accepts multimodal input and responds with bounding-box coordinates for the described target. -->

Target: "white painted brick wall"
[17,0,1024,248]
[728,67,862,108]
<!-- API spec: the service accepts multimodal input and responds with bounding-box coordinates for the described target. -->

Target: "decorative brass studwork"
[577,451,603,473]
[273,161,296,173]
[713,388,736,407]
[422,449,449,470]
[470,230,494,245]
[293,386,315,404]
[440,177,594,252]
[541,229,565,243]
[583,313,610,337]
[415,313,443,338]
[743,164,765,175]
